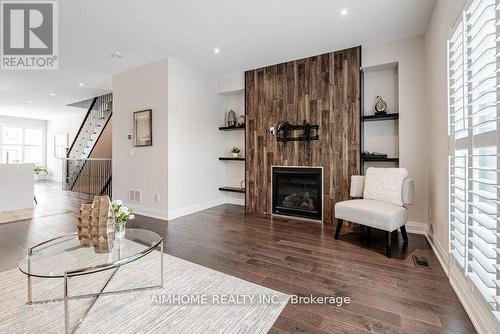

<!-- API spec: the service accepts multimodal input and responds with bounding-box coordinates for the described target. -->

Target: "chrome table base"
[25,238,164,334]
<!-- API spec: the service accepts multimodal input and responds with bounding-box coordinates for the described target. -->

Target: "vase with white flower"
[111,200,134,239]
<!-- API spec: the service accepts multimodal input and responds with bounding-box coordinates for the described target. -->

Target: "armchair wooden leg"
[334,219,343,240]
[400,225,408,243]
[385,231,392,258]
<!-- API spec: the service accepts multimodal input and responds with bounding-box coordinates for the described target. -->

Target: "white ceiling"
[0,0,435,120]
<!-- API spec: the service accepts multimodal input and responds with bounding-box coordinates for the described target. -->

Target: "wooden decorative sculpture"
[76,202,93,247]
[90,196,115,253]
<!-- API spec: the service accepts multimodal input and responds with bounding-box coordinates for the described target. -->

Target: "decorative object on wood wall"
[274,121,319,143]
[374,96,387,115]
[237,115,245,127]
[227,109,237,127]
[90,196,115,253]
[272,121,319,166]
[134,109,152,147]
[76,202,93,247]
[245,46,361,223]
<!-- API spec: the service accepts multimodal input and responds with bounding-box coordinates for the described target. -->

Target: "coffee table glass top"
[18,228,162,278]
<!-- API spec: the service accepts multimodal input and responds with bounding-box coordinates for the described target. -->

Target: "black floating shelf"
[219,157,245,161]
[219,126,245,131]
[219,186,246,193]
[362,157,400,162]
[362,113,399,122]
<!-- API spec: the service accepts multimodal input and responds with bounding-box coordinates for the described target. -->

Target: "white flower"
[113,200,123,206]
[119,206,129,215]
[129,214,135,220]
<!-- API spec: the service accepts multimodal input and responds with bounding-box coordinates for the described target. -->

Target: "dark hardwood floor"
[0,181,475,333]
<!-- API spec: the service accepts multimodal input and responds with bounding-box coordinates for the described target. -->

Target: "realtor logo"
[1,1,58,69]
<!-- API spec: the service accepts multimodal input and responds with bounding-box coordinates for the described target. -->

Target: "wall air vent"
[128,189,143,203]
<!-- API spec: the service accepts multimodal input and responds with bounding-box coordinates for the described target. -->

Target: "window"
[54,133,68,158]
[0,126,44,164]
[24,128,43,163]
[448,0,499,320]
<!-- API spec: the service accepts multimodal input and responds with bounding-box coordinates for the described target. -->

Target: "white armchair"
[334,167,415,257]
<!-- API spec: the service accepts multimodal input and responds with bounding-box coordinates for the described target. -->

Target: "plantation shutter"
[448,0,500,319]
[449,11,467,269]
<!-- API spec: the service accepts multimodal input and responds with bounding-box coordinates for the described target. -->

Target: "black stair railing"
[64,93,113,194]
[63,158,112,196]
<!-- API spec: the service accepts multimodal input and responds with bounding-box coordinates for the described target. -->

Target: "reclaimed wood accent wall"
[245,46,361,223]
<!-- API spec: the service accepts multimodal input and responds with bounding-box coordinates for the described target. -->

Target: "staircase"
[64,93,113,195]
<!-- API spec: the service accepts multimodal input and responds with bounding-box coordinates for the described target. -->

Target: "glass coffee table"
[18,228,164,334]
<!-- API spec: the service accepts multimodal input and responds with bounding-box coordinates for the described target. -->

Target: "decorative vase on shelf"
[232,152,239,158]
[237,115,245,127]
[374,96,388,115]
[227,110,236,127]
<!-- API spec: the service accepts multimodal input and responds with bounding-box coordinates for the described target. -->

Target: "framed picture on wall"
[133,109,152,147]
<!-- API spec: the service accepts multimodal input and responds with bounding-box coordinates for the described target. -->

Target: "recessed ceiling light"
[27,101,34,104]
[340,8,348,16]
[111,50,124,58]
[49,93,56,96]
[213,48,220,54]
[78,82,85,87]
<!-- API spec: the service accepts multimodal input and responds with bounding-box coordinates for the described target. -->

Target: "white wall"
[46,112,86,180]
[167,58,225,219]
[112,58,169,219]
[363,36,428,229]
[217,73,244,95]
[425,1,498,333]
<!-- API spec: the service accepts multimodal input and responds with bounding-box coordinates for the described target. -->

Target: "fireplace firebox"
[272,167,323,221]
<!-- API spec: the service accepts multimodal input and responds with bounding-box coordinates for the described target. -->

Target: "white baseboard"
[448,263,498,334]
[223,197,245,206]
[424,223,449,276]
[124,198,240,222]
[405,221,426,235]
[44,176,61,182]
[128,203,168,221]
[167,198,226,221]
[424,224,498,333]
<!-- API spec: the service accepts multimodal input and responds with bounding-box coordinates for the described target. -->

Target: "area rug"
[0,208,71,225]
[0,209,34,224]
[0,251,289,333]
